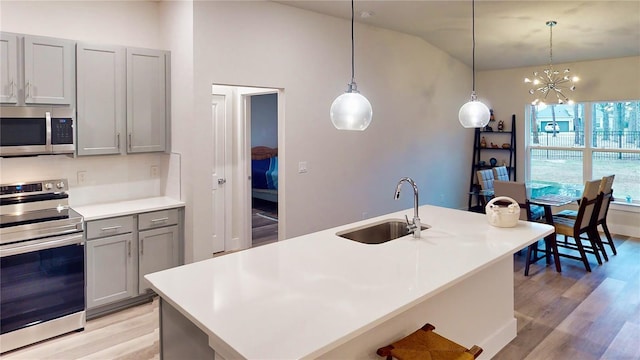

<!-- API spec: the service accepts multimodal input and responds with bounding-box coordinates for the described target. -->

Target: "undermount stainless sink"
[336,219,430,244]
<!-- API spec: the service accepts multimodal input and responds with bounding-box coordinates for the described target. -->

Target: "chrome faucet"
[394,177,421,238]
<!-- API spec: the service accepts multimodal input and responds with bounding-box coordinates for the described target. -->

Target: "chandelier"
[524,20,579,106]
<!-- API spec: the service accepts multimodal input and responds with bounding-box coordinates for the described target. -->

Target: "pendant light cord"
[549,22,553,66]
[471,0,476,92]
[351,0,355,82]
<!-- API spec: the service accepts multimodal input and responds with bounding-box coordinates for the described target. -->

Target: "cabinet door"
[23,35,75,105]
[138,225,179,293]
[76,43,126,156]
[0,33,18,104]
[86,233,136,309]
[126,48,167,153]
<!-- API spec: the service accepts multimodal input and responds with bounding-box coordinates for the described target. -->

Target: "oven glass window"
[1,243,85,334]
[0,118,46,146]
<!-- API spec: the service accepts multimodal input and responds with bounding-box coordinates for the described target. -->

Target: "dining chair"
[494,181,556,276]
[556,174,616,259]
[493,166,510,181]
[551,179,603,272]
[476,169,495,206]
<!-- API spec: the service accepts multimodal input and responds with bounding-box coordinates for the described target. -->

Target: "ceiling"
[275,1,640,71]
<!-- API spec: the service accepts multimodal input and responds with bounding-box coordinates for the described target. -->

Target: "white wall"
[477,56,640,237]
[0,1,169,206]
[191,1,473,259]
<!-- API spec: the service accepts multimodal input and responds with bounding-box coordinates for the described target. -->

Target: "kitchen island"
[145,205,554,359]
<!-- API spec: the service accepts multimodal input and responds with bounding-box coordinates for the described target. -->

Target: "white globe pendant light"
[330,0,372,131]
[458,0,490,128]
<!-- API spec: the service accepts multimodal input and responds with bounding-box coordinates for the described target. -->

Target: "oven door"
[0,232,85,336]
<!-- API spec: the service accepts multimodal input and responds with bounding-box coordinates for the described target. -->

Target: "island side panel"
[160,299,216,360]
[316,256,515,360]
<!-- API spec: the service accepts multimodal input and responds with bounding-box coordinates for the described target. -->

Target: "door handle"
[218,178,226,185]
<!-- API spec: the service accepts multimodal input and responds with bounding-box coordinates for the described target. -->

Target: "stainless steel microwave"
[0,107,75,157]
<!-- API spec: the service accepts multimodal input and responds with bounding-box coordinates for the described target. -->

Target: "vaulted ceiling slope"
[275,1,640,71]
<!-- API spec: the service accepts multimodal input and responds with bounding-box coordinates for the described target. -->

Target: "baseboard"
[478,317,518,359]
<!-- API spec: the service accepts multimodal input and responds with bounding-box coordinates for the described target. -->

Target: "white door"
[211,95,229,253]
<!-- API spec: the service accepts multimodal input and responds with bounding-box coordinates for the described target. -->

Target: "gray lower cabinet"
[86,232,136,308]
[139,225,179,293]
[85,207,183,313]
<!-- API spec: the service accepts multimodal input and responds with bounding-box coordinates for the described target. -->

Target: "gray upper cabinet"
[126,48,169,153]
[76,43,126,156]
[23,35,75,105]
[0,32,75,105]
[0,33,19,104]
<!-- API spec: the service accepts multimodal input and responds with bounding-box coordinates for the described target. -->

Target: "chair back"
[476,169,495,191]
[575,179,601,231]
[493,166,510,181]
[493,180,528,220]
[597,174,615,223]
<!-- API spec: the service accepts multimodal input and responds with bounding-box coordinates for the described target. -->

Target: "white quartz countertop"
[73,196,185,221]
[145,205,553,359]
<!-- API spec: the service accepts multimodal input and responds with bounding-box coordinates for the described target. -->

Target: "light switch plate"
[298,161,308,174]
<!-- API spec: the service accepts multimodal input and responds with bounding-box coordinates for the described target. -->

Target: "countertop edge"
[73,196,185,221]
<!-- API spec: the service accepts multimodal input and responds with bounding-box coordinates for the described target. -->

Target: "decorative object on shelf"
[502,143,510,149]
[485,125,493,132]
[330,0,372,131]
[490,109,495,122]
[497,120,504,132]
[524,20,579,106]
[491,142,499,148]
[486,196,520,228]
[478,160,486,166]
[458,0,490,128]
[480,136,487,148]
[502,159,507,166]
[489,157,497,166]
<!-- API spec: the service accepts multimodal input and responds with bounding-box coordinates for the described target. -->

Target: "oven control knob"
[44,183,53,190]
[56,182,65,189]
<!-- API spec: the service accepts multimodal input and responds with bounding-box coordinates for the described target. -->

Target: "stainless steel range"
[0,179,85,353]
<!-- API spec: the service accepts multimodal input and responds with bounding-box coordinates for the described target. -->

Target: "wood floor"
[2,234,638,360]
[251,198,278,247]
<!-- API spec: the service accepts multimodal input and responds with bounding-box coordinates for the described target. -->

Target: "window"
[526,101,640,204]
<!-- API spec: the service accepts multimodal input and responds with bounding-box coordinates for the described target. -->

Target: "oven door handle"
[0,233,84,258]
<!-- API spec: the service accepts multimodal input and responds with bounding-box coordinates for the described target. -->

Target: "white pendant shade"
[458,99,490,128]
[330,91,373,131]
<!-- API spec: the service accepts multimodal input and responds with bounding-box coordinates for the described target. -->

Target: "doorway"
[211,85,282,253]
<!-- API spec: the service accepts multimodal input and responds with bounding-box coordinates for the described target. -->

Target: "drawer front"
[138,208,179,230]
[86,216,134,239]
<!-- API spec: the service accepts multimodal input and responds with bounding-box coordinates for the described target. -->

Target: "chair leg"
[586,231,603,265]
[601,222,617,255]
[591,229,608,262]
[524,243,535,276]
[547,234,561,273]
[573,232,592,272]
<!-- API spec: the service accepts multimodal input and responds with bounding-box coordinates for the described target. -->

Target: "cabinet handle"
[151,217,169,223]
[100,225,122,232]
[117,133,120,150]
[140,239,144,255]
[128,240,131,257]
[128,133,132,151]
[25,81,31,99]
[9,80,15,98]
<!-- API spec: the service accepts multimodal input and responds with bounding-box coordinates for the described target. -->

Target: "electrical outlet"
[77,171,87,185]
[150,165,159,178]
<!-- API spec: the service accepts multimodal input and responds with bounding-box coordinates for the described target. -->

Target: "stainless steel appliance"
[0,179,85,353]
[0,106,75,157]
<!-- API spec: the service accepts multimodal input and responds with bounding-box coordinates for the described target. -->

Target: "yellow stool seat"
[376,323,482,360]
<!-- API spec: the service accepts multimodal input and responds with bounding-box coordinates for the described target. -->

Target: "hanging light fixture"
[525,21,579,106]
[458,0,490,128]
[330,0,372,131]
